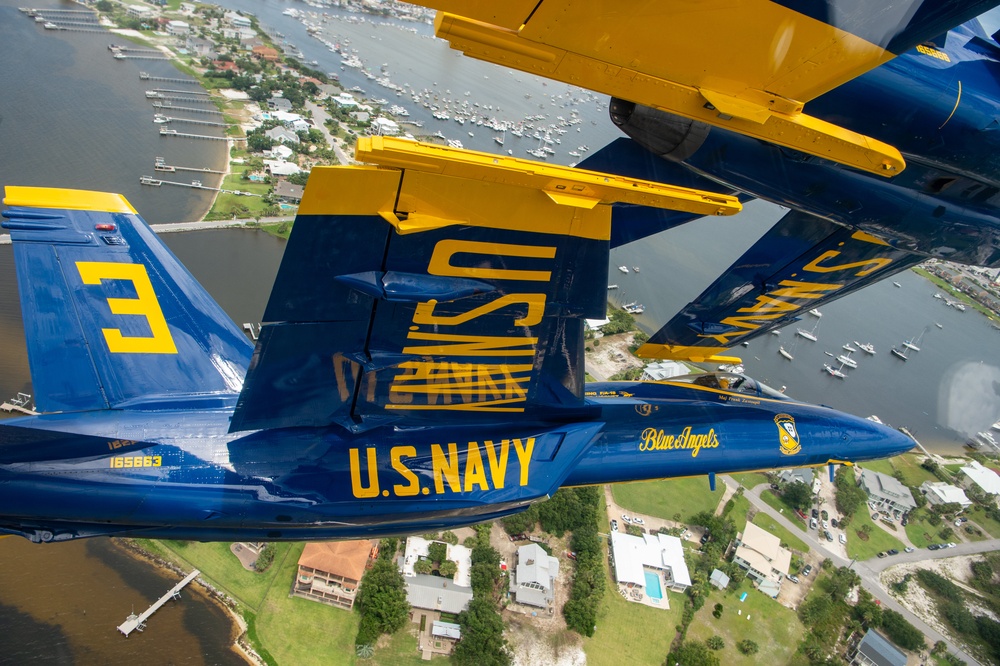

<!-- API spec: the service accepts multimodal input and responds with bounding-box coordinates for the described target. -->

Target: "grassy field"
[759,489,808,532]
[751,513,809,553]
[583,573,683,666]
[686,579,805,665]
[904,509,945,547]
[613,477,723,522]
[859,454,939,487]
[254,542,363,665]
[845,509,906,559]
[206,167,275,220]
[728,494,751,533]
[968,504,1000,538]
[142,539,283,609]
[730,472,768,489]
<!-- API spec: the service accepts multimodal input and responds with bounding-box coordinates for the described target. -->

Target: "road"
[729,476,993,665]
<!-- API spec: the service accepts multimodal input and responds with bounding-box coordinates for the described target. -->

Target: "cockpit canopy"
[667,372,790,400]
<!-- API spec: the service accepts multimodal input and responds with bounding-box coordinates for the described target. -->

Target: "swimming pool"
[644,571,663,600]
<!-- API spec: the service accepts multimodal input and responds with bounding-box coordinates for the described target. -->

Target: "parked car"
[610,519,618,532]
[700,532,711,544]
[877,551,887,558]
[770,483,780,490]
[947,542,957,548]
[788,575,800,583]
[622,514,631,524]
[831,518,838,528]
[810,518,818,529]
[839,533,847,544]
[928,543,942,550]
[824,530,833,542]
[871,512,880,520]
[822,520,829,530]
[901,516,908,526]
[955,519,963,527]
[802,564,813,576]
[887,549,899,556]
[904,547,914,553]
[811,508,819,518]
[633,517,645,525]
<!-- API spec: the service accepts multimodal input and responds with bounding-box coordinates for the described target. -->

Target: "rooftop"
[610,531,691,588]
[961,460,1000,495]
[298,540,373,581]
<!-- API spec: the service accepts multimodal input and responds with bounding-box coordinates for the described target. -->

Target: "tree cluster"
[833,466,867,519]
[453,531,511,666]
[559,486,605,636]
[354,541,409,650]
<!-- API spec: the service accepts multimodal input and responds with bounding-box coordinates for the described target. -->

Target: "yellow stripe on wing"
[4,187,137,214]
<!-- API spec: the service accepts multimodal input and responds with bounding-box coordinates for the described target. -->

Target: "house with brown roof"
[732,522,791,598]
[293,540,378,609]
[252,45,279,62]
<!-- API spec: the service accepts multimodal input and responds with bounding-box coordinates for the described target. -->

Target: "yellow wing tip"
[4,187,137,214]
[636,343,740,364]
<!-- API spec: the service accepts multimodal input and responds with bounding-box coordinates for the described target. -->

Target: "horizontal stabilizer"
[638,210,924,361]
[1,187,252,413]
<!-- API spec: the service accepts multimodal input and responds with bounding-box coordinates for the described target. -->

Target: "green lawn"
[728,494,751,533]
[752,513,809,553]
[904,509,943,548]
[968,504,1000,538]
[846,510,906,560]
[254,543,363,665]
[583,573,683,666]
[142,540,283,609]
[730,473,768,489]
[686,579,805,665]
[613,477,723,523]
[759,489,808,532]
[860,454,940,488]
[206,167,275,220]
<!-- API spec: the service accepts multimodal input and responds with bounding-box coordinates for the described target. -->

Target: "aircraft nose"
[849,417,915,462]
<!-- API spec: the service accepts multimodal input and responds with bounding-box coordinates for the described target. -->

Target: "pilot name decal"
[699,234,893,345]
[639,426,720,457]
[386,239,555,412]
[349,437,534,499]
[775,414,801,455]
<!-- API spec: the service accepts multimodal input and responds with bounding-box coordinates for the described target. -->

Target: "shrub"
[706,635,724,650]
[737,639,759,655]
[441,531,459,545]
[253,545,275,572]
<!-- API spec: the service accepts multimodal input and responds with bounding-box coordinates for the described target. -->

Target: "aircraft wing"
[411,0,999,176]
[636,209,924,362]
[229,137,739,433]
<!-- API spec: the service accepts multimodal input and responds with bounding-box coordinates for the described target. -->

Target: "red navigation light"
[95,223,117,231]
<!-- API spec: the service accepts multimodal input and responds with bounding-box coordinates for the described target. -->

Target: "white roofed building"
[732,522,791,598]
[513,543,559,608]
[959,460,1000,502]
[610,531,691,606]
[919,481,971,508]
[641,361,689,381]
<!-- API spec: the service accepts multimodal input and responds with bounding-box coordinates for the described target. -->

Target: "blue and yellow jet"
[409,0,1000,361]
[0,139,910,543]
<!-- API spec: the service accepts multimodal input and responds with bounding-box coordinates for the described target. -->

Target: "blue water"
[644,571,663,600]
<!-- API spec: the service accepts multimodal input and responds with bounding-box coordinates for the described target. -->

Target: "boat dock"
[117,569,200,637]
[0,392,36,415]
[159,128,241,142]
[898,427,934,458]
[154,158,225,175]
[157,116,230,128]
[152,102,223,116]
[141,176,218,191]
[150,88,210,96]
[140,72,199,85]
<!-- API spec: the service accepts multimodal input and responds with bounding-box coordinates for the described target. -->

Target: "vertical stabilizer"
[1,187,253,412]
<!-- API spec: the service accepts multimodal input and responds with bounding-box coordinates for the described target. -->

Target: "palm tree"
[356,644,374,659]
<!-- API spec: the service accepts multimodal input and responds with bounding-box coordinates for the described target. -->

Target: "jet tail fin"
[1,187,252,413]
[638,210,924,361]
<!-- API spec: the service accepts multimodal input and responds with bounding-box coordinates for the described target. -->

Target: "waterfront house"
[640,360,688,381]
[513,543,559,608]
[959,460,1000,503]
[293,540,378,610]
[166,20,189,36]
[127,4,155,20]
[274,181,304,204]
[857,468,916,514]
[267,97,293,113]
[732,522,791,598]
[919,481,972,509]
[225,11,251,29]
[265,126,299,145]
[252,45,279,62]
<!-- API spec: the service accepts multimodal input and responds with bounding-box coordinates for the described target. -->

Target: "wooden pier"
[159,128,241,142]
[150,88,209,96]
[152,102,223,116]
[117,569,200,637]
[154,158,225,174]
[140,73,199,85]
[156,116,230,128]
[1,393,36,415]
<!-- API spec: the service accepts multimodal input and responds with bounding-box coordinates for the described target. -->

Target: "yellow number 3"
[76,262,177,354]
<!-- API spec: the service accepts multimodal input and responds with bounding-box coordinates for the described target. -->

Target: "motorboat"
[842,343,857,352]
[809,308,822,317]
[778,346,794,361]
[893,281,902,287]
[618,265,629,274]
[854,341,876,355]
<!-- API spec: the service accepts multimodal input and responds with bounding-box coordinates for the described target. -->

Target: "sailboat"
[822,362,847,379]
[796,319,819,342]
[779,345,794,361]
[891,346,908,360]
[836,349,858,368]
[902,327,927,352]
[494,128,505,146]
